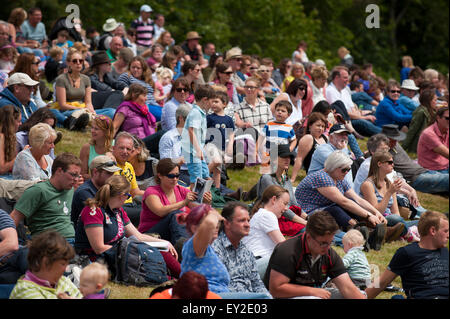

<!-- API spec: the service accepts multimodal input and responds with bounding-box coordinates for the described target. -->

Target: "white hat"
[315,59,326,66]
[140,4,153,12]
[401,79,419,91]
[8,72,39,86]
[103,18,119,32]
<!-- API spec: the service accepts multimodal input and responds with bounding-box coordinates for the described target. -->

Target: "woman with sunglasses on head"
[75,175,180,277]
[79,114,115,180]
[209,62,239,105]
[138,158,211,245]
[295,151,388,249]
[54,49,115,131]
[360,151,418,243]
[375,81,413,129]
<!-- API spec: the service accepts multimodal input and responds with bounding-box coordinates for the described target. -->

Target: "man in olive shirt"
[10,153,82,245]
[264,210,366,299]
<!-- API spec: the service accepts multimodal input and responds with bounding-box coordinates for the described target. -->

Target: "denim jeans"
[347,133,364,158]
[411,170,449,194]
[218,292,272,299]
[351,119,382,137]
[50,108,116,126]
[145,210,189,245]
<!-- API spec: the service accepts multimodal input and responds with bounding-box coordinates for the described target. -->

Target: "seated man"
[212,202,272,298]
[0,209,28,289]
[71,155,120,224]
[264,210,366,299]
[366,211,449,299]
[383,124,449,194]
[10,153,82,245]
[417,107,449,173]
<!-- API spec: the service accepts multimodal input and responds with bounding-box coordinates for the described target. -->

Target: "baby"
[342,229,371,289]
[79,262,110,299]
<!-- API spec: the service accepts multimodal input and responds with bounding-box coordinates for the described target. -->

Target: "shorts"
[186,160,210,184]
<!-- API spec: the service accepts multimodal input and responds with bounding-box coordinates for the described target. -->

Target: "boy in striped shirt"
[260,100,296,173]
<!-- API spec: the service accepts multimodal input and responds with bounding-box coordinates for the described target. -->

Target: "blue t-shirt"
[180,237,230,293]
[71,179,98,225]
[181,104,207,162]
[206,113,235,151]
[388,242,449,299]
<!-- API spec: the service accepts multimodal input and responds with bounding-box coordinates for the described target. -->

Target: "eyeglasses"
[310,235,333,248]
[244,86,258,90]
[383,160,394,165]
[390,90,401,94]
[341,167,351,173]
[65,171,81,179]
[250,67,258,70]
[166,173,180,179]
[175,87,188,93]
[72,59,84,64]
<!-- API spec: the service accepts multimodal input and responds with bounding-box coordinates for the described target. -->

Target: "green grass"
[55,129,448,299]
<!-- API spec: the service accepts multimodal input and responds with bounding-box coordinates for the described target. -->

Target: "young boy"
[205,90,235,188]
[350,81,378,112]
[260,100,296,174]
[181,84,216,189]
[342,229,372,289]
[79,262,110,299]
[45,46,64,83]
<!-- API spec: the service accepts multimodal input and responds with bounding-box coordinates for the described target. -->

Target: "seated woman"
[117,56,161,121]
[9,230,82,299]
[112,83,156,139]
[53,49,115,130]
[12,123,56,181]
[375,81,412,128]
[209,62,239,105]
[242,185,288,279]
[181,60,202,104]
[83,51,126,109]
[257,64,280,99]
[402,89,438,153]
[271,58,291,88]
[127,135,158,190]
[79,114,115,180]
[138,158,211,245]
[310,65,329,106]
[0,105,21,179]
[290,112,328,183]
[16,108,58,158]
[360,151,418,243]
[74,175,180,278]
[294,151,388,250]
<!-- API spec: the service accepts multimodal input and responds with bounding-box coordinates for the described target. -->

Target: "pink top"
[417,122,449,171]
[138,184,190,233]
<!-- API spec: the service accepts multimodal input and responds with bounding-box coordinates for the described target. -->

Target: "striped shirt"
[117,73,157,105]
[131,17,154,48]
[262,121,295,150]
[9,275,82,299]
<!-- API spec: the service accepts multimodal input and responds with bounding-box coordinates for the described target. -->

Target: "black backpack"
[113,236,168,286]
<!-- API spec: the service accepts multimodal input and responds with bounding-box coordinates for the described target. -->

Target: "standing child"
[260,100,296,174]
[342,229,372,289]
[79,262,110,299]
[181,84,216,189]
[205,90,235,188]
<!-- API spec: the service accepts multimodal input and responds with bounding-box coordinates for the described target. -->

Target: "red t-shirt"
[417,122,449,171]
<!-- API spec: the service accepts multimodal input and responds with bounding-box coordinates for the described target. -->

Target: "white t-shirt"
[326,82,355,112]
[242,208,280,258]
[285,94,303,125]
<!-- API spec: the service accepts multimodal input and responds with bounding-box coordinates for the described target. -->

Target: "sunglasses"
[390,90,401,94]
[72,59,84,64]
[341,167,351,173]
[298,86,306,91]
[97,161,117,168]
[444,116,449,121]
[221,71,233,75]
[175,87,188,93]
[258,70,270,73]
[32,61,40,65]
[383,160,394,165]
[244,86,258,90]
[166,173,180,179]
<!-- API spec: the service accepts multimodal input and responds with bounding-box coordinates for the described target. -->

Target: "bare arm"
[112,112,125,137]
[269,269,331,299]
[290,135,314,183]
[144,192,196,218]
[365,269,397,299]
[0,228,19,258]
[85,226,113,255]
[267,229,286,246]
[192,209,223,258]
[332,272,366,299]
[433,144,449,159]
[9,209,25,227]
[79,143,91,180]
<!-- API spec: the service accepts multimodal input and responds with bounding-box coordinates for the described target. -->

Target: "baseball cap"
[90,155,121,172]
[140,4,153,12]
[329,124,350,135]
[8,72,39,86]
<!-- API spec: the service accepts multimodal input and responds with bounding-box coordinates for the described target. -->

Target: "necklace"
[68,73,80,88]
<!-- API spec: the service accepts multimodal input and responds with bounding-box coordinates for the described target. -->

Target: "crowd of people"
[0,4,449,300]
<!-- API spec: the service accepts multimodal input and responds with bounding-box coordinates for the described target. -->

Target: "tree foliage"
[1,0,448,79]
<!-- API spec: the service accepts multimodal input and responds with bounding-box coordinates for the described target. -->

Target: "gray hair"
[114,131,134,145]
[324,150,353,172]
[175,103,192,125]
[367,134,389,154]
[29,123,57,149]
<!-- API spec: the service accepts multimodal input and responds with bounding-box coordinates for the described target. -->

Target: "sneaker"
[73,113,90,131]
[368,223,387,251]
[385,223,406,243]
[357,226,370,252]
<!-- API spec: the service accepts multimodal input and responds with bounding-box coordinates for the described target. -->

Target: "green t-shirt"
[14,180,75,238]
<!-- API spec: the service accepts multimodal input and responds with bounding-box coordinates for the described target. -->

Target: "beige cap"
[225,47,242,61]
[186,31,201,40]
[8,72,39,86]
[90,155,121,172]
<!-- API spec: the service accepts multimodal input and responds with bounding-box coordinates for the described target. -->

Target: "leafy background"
[1,0,448,80]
